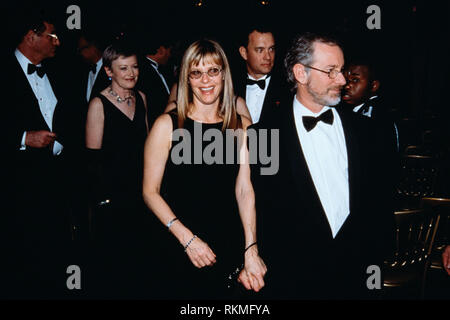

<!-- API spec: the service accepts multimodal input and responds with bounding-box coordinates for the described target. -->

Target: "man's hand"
[25,130,56,148]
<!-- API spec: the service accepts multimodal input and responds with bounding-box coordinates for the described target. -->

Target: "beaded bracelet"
[166,217,178,229]
[184,235,197,252]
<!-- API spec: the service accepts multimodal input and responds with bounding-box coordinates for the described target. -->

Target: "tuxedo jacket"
[348,95,401,161]
[4,53,85,233]
[6,54,84,169]
[250,99,396,299]
[233,68,290,124]
[137,57,172,128]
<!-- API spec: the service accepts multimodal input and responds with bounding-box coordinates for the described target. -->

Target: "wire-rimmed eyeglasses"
[303,64,343,79]
[188,67,222,79]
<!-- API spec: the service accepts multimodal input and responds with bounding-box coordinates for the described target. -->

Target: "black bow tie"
[246,78,266,90]
[88,63,97,74]
[302,109,334,132]
[27,63,45,78]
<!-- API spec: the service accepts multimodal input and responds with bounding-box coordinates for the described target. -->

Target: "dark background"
[4,0,450,124]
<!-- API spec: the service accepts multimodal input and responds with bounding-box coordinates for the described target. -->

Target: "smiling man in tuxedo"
[251,32,396,299]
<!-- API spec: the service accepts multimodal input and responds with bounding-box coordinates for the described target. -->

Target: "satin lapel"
[43,61,62,132]
[335,107,361,215]
[234,72,247,99]
[281,104,327,215]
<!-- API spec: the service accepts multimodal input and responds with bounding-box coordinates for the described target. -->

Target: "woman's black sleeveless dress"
[91,92,150,297]
[158,112,244,299]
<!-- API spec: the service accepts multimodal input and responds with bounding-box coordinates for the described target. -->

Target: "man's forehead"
[248,31,275,46]
[312,42,344,65]
[347,65,369,76]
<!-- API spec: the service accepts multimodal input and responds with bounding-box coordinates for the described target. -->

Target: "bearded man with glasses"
[250,32,396,299]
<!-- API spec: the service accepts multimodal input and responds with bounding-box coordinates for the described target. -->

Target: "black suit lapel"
[233,72,247,99]
[258,76,276,123]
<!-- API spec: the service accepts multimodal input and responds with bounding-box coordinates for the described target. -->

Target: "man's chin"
[327,96,341,106]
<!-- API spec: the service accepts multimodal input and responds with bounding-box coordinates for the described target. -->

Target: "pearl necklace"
[108,87,134,106]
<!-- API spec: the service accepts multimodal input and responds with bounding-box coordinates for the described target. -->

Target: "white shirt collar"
[96,58,103,69]
[15,48,41,74]
[247,73,269,81]
[294,95,331,118]
[146,57,158,68]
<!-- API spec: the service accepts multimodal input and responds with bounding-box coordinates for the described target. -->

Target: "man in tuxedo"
[77,31,110,104]
[251,33,396,299]
[234,25,289,124]
[138,35,174,128]
[2,10,82,298]
[341,59,399,151]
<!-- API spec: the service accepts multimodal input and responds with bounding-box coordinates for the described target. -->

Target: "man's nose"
[336,72,346,86]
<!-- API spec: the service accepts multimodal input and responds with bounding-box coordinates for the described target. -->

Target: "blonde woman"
[143,39,266,299]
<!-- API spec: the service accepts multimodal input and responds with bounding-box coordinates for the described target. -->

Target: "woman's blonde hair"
[176,39,239,130]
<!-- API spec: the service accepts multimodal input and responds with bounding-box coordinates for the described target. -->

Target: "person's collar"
[15,48,42,75]
[247,73,269,81]
[146,56,158,68]
[352,103,365,112]
[96,57,103,68]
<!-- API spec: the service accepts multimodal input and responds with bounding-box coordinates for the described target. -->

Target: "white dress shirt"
[245,74,271,123]
[15,49,63,155]
[146,57,170,94]
[86,58,103,102]
[293,96,350,238]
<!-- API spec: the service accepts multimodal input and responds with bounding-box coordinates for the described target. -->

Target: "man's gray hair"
[284,32,343,91]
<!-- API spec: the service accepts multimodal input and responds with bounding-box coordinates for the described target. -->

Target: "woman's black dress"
[157,112,244,299]
[90,92,150,297]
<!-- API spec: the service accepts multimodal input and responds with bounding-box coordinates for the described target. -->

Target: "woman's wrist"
[244,242,258,257]
[169,221,193,245]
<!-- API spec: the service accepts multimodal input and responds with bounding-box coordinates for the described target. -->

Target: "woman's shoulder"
[136,89,146,101]
[152,113,174,133]
[240,115,252,130]
[164,101,177,114]
[88,95,104,110]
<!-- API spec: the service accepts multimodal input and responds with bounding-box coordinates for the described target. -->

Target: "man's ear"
[24,30,36,44]
[157,45,166,56]
[370,80,380,93]
[239,46,248,61]
[293,63,308,85]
